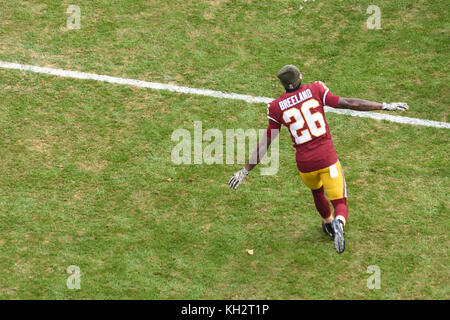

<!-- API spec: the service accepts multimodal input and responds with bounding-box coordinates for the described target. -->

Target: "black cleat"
[322,221,333,237]
[331,219,345,254]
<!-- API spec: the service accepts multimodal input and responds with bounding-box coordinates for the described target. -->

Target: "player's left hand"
[382,102,409,111]
[228,169,248,190]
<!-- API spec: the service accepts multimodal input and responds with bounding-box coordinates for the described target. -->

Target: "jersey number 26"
[282,99,326,145]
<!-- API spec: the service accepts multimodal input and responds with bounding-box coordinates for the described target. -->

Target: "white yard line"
[0,60,448,129]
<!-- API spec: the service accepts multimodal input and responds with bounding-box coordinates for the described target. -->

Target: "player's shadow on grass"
[294,222,337,251]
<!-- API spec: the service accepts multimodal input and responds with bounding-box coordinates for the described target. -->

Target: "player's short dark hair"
[277,65,301,90]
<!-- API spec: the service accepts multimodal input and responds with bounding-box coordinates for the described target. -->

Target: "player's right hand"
[382,102,409,111]
[228,169,248,190]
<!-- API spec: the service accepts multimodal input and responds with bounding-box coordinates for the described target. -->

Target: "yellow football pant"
[299,161,347,200]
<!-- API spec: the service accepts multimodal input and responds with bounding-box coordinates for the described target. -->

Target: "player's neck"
[285,84,301,93]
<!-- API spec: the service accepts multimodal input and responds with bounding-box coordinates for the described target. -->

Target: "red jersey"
[266,81,341,173]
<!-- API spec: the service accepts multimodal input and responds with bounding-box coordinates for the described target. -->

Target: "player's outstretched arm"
[337,98,409,112]
[228,129,279,190]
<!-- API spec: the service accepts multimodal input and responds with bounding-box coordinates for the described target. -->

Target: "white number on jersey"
[282,99,327,145]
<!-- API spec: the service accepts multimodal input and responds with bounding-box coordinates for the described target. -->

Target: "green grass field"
[0,0,448,299]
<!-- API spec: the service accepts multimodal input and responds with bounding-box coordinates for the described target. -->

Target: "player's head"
[277,65,302,90]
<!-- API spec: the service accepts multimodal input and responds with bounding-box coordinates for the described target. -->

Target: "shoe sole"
[331,220,345,254]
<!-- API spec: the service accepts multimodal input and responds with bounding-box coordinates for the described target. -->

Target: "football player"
[228,65,409,253]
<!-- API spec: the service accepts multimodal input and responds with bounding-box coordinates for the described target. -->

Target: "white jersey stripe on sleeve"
[323,89,329,106]
[267,116,280,124]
